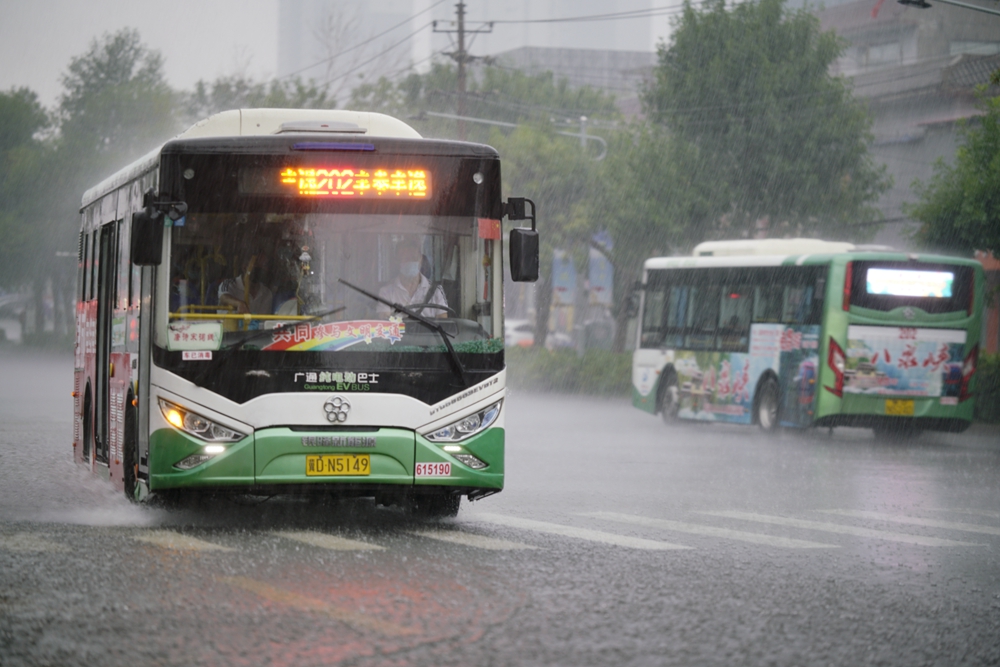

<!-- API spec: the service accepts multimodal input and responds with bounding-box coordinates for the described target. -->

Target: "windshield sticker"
[262,318,405,352]
[168,322,223,351]
[845,326,966,397]
[294,371,380,391]
[182,351,213,361]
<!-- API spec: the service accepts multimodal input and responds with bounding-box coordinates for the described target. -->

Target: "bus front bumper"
[147,425,504,495]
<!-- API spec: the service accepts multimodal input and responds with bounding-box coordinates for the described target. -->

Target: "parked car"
[504,319,535,348]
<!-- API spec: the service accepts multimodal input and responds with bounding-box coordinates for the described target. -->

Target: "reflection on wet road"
[2,350,999,666]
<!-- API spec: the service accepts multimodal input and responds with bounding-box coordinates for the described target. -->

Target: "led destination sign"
[277,166,429,198]
[866,268,954,298]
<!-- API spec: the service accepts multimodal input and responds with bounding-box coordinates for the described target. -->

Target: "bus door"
[93,221,119,464]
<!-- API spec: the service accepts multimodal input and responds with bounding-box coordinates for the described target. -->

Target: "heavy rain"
[1,1,999,665]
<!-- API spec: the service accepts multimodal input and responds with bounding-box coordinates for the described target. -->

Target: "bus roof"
[81,109,422,208]
[692,238,857,256]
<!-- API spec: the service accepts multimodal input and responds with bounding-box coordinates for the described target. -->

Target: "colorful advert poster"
[262,319,405,352]
[845,325,966,398]
[672,324,820,426]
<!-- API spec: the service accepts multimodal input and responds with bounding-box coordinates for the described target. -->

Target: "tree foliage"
[908,92,1000,256]
[0,88,51,288]
[183,75,334,122]
[644,0,889,239]
[58,28,178,166]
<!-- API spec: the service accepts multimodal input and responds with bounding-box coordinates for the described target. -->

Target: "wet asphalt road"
[2,349,1000,666]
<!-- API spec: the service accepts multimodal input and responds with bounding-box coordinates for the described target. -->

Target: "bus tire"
[658,370,680,424]
[122,400,138,502]
[756,377,780,432]
[410,492,461,518]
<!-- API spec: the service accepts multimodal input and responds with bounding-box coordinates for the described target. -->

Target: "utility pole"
[433,2,493,140]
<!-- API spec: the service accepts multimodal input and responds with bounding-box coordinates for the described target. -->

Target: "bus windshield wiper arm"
[220,304,347,351]
[337,278,467,386]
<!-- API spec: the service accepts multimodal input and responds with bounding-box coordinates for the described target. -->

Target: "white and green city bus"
[73,109,538,515]
[632,239,984,435]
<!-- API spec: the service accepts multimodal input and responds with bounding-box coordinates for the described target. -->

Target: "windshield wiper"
[219,304,347,351]
[337,278,467,386]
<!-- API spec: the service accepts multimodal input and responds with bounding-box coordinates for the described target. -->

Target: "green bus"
[632,239,984,434]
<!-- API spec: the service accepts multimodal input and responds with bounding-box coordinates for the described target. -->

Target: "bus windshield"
[160,211,499,356]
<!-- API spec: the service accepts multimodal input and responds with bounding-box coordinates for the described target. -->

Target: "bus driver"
[377,241,448,318]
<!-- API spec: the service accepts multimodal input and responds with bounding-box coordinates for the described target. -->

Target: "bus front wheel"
[756,378,780,431]
[122,402,138,502]
[409,492,461,518]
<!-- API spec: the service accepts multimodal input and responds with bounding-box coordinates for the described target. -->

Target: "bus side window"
[782,285,813,324]
[81,231,90,302]
[686,285,719,350]
[753,285,782,323]
[90,232,99,301]
[664,285,688,348]
[640,286,666,348]
[719,286,752,351]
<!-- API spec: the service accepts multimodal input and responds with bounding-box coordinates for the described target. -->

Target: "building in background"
[817,0,1000,249]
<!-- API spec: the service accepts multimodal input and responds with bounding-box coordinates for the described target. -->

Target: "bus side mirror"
[509,227,539,282]
[131,210,164,266]
[506,197,538,283]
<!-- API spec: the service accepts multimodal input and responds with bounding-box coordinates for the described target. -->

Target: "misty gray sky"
[0,0,278,109]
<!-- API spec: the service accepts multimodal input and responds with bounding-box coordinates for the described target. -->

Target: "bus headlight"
[158,399,245,443]
[426,401,501,443]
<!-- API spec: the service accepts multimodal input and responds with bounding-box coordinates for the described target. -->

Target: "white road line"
[701,511,983,547]
[133,530,234,552]
[582,512,838,549]
[928,508,1000,520]
[275,531,385,551]
[818,510,1000,537]
[410,529,538,551]
[471,513,692,550]
[0,533,68,553]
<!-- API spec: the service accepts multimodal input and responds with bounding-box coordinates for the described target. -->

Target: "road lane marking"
[471,513,692,550]
[818,510,1000,537]
[222,576,415,636]
[409,528,538,550]
[133,530,233,552]
[275,531,385,551]
[701,512,983,547]
[582,512,838,549]
[0,533,68,553]
[928,508,1000,520]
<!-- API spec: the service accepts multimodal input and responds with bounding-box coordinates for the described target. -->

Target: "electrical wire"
[489,2,689,24]
[279,0,447,81]
[315,22,436,89]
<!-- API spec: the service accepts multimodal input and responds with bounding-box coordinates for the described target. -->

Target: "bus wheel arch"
[753,372,781,431]
[657,365,680,423]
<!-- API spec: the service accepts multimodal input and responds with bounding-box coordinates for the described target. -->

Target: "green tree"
[58,28,178,167]
[644,0,889,239]
[183,75,334,123]
[0,87,51,289]
[908,92,1000,256]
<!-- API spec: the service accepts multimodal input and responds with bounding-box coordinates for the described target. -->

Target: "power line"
[314,22,435,90]
[279,0,447,82]
[489,3,688,24]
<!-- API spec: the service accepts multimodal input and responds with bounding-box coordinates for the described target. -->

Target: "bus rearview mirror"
[509,228,539,282]
[131,210,164,266]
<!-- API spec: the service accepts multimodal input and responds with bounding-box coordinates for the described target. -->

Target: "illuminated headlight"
[158,399,245,443]
[426,400,501,443]
[453,453,488,469]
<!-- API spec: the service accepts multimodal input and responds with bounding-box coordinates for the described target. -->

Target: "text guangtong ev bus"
[632,238,984,435]
[73,109,539,516]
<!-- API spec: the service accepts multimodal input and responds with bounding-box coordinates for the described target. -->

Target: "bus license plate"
[305,454,370,476]
[885,399,914,416]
